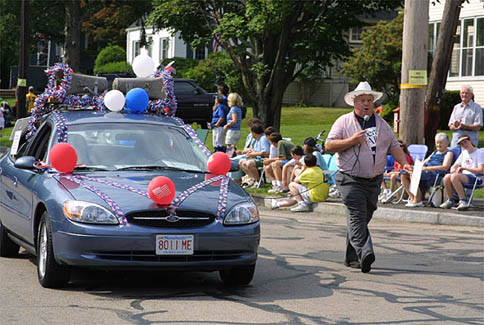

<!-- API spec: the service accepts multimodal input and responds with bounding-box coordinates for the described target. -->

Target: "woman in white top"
[440,134,484,211]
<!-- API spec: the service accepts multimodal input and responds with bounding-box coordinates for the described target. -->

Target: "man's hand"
[453,120,462,130]
[350,130,367,145]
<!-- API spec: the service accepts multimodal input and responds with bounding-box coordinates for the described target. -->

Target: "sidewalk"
[252,195,484,228]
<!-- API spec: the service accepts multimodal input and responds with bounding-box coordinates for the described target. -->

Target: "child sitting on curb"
[272,154,329,212]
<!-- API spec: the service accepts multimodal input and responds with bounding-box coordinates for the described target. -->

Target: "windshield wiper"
[116,165,205,173]
[73,166,111,171]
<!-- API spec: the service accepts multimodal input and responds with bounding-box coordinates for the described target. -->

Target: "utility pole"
[424,0,464,151]
[399,0,429,145]
[16,0,29,119]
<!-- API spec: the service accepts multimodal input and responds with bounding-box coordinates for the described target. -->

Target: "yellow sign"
[400,83,424,89]
[17,78,27,87]
[408,70,427,85]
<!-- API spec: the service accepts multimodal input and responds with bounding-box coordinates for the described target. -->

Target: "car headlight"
[63,200,119,225]
[224,202,259,225]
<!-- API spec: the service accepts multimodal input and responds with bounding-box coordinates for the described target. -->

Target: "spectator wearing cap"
[440,134,484,211]
[210,94,229,147]
[448,85,482,147]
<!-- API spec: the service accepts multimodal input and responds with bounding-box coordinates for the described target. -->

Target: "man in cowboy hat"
[325,81,412,273]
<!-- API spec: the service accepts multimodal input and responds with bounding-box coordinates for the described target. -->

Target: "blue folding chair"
[427,146,461,206]
[324,154,338,185]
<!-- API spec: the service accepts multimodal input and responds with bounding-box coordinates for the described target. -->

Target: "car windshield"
[65,123,209,172]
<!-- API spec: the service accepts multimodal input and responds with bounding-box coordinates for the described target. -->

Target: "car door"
[174,80,212,124]
[0,123,52,242]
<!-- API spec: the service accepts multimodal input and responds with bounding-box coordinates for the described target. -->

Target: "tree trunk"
[425,0,463,151]
[400,0,429,145]
[64,0,80,71]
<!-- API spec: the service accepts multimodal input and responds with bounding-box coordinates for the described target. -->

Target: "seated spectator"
[281,146,304,192]
[271,154,329,212]
[440,134,484,211]
[379,141,413,201]
[400,133,453,207]
[287,137,328,188]
[263,132,295,193]
[210,95,229,147]
[264,126,277,158]
[238,124,271,187]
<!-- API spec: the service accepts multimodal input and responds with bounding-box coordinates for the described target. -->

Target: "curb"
[252,195,484,228]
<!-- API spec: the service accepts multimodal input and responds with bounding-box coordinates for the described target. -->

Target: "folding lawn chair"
[427,146,461,207]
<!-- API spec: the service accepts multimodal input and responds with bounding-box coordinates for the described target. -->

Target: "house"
[428,0,484,104]
[125,21,212,69]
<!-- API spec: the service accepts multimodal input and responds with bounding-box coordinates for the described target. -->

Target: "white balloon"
[132,54,155,78]
[104,90,125,112]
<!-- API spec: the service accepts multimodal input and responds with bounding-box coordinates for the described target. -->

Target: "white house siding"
[429,0,484,104]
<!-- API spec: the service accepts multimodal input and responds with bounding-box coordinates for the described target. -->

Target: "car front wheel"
[37,212,70,288]
[0,219,19,257]
[219,265,255,286]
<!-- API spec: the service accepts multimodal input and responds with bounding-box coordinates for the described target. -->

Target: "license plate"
[156,235,194,255]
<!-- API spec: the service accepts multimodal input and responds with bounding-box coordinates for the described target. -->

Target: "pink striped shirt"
[327,112,400,178]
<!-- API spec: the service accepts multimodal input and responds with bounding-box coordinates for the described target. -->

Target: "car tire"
[219,264,255,286]
[0,219,19,257]
[37,212,70,288]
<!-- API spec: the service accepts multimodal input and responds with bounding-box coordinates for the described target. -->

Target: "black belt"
[340,172,382,183]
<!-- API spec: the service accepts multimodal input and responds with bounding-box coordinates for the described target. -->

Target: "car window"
[67,123,209,171]
[174,81,196,95]
[27,123,53,161]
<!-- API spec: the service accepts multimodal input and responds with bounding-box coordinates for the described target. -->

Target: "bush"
[184,52,243,94]
[94,45,127,73]
[160,57,198,78]
[94,61,133,74]
[381,103,396,125]
[439,90,460,130]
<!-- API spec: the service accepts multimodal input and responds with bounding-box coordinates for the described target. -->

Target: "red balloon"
[49,143,77,173]
[148,176,176,205]
[207,152,231,175]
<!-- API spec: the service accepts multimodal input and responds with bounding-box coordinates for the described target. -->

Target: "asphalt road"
[0,208,483,324]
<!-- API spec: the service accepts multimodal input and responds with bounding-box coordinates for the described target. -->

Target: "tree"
[148,0,402,130]
[424,0,464,151]
[342,13,403,106]
[64,0,81,71]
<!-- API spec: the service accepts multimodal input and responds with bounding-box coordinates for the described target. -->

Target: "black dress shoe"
[344,261,361,269]
[361,253,375,273]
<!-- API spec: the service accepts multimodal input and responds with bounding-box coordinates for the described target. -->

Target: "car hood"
[55,170,250,216]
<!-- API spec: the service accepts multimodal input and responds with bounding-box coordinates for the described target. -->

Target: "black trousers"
[336,172,382,263]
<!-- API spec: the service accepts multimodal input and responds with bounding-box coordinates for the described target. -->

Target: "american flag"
[153,184,172,199]
[212,34,220,52]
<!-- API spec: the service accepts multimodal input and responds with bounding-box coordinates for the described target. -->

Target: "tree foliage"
[342,13,403,106]
[94,45,130,74]
[148,0,402,130]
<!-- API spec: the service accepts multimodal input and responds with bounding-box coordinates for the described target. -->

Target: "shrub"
[94,61,133,74]
[439,90,460,130]
[94,45,127,72]
[184,52,243,94]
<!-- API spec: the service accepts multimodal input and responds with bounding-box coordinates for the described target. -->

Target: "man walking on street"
[325,81,412,273]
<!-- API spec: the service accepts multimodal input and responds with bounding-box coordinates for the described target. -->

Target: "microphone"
[362,114,369,129]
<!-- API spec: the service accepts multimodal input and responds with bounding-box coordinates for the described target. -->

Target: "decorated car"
[0,59,260,288]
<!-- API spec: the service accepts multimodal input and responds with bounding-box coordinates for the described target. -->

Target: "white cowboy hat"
[344,81,383,106]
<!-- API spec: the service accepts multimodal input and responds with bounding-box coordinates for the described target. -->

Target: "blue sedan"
[0,110,260,288]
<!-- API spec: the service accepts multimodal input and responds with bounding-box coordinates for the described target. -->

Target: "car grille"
[92,250,249,262]
[125,209,216,228]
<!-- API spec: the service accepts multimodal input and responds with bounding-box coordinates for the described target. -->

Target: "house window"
[133,41,141,58]
[159,38,170,62]
[430,17,484,78]
[349,27,367,43]
[147,37,153,57]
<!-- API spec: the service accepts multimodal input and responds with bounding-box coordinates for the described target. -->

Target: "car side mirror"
[230,160,239,172]
[14,156,36,170]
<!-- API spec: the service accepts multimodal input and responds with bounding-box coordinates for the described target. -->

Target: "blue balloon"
[125,88,149,113]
